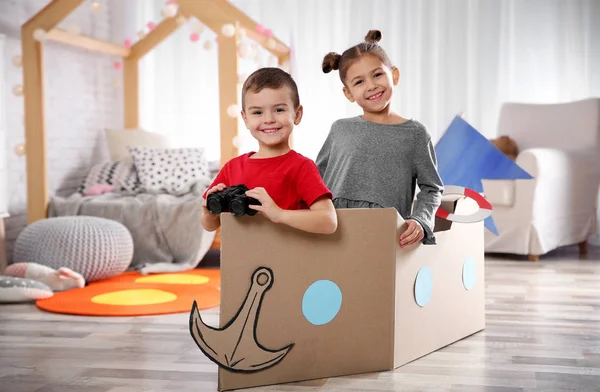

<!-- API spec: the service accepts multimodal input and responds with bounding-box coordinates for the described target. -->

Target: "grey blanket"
[48,182,215,274]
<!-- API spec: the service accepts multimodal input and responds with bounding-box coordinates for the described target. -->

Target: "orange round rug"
[36,269,220,317]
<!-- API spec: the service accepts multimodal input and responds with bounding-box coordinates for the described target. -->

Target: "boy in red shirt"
[201,68,338,235]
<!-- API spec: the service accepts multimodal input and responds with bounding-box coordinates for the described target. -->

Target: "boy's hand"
[399,219,424,247]
[245,187,283,223]
[202,183,227,209]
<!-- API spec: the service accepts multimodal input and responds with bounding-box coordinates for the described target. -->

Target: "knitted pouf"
[13,216,134,282]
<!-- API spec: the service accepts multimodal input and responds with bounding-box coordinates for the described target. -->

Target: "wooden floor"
[1,245,599,392]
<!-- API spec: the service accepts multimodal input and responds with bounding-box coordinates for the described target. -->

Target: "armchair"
[483,98,600,261]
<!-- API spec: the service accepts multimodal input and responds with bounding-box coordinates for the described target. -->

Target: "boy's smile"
[242,86,303,156]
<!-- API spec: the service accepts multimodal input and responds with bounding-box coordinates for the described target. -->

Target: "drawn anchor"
[189,266,294,372]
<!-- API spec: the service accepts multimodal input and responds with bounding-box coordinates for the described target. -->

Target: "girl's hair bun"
[365,29,382,43]
[322,52,342,73]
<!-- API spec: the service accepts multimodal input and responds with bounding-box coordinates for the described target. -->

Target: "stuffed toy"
[490,135,519,161]
[3,262,85,292]
[0,276,53,303]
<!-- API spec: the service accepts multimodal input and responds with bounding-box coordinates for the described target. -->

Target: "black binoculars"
[206,184,261,217]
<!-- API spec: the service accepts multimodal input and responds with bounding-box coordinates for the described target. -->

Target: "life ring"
[435,185,492,223]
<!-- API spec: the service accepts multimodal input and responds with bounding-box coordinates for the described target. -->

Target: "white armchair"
[483,98,600,261]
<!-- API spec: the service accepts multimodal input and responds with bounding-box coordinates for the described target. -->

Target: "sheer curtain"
[231,0,599,158]
[114,0,600,242]
[116,0,222,161]
[115,0,599,158]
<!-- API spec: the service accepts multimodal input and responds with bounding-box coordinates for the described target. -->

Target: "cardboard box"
[190,197,485,391]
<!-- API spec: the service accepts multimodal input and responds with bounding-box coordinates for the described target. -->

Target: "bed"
[19,0,290,272]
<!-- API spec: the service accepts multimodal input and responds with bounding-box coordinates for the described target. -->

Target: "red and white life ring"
[435,185,492,223]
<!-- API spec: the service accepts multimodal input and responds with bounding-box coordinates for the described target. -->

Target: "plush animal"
[0,276,53,303]
[3,262,85,292]
[490,135,519,161]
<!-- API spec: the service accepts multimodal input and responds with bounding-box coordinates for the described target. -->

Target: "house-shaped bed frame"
[21,0,291,224]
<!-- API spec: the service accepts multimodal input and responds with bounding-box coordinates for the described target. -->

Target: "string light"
[137,30,146,40]
[191,21,205,34]
[33,28,47,41]
[221,24,236,38]
[14,144,26,156]
[176,15,187,26]
[232,136,240,148]
[12,85,23,96]
[227,104,239,118]
[12,55,22,68]
[203,40,213,51]
[91,1,101,14]
[238,43,251,58]
[267,38,276,50]
[163,3,178,18]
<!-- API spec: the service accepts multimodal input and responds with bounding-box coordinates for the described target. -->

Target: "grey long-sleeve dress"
[316,116,444,244]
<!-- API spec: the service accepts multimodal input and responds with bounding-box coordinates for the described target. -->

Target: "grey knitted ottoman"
[13,216,134,282]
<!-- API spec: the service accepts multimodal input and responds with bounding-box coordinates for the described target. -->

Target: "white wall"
[0,0,121,262]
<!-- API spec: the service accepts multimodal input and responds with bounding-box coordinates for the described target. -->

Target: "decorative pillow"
[105,128,171,163]
[128,147,211,195]
[77,160,140,195]
[0,276,54,303]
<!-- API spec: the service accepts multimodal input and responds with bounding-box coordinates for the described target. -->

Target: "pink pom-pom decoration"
[113,61,122,70]
[190,33,200,42]
[123,39,132,48]
[264,28,273,38]
[147,22,156,31]
[255,24,265,34]
[166,0,176,4]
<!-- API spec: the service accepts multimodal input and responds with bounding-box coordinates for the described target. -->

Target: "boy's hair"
[322,30,393,85]
[241,67,300,110]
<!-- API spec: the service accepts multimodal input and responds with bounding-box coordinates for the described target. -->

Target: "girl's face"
[342,54,399,114]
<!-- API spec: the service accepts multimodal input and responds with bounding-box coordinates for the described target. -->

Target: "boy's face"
[241,86,302,150]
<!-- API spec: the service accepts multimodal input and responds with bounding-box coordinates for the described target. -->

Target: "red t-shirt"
[203,150,333,210]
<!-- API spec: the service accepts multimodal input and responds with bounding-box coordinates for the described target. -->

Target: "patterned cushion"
[128,146,211,194]
[78,160,140,194]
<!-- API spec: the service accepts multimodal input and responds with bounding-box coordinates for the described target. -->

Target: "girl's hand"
[202,183,227,209]
[245,187,284,223]
[399,219,424,247]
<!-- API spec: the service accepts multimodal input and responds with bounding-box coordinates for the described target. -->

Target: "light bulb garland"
[221,24,236,38]
[14,144,26,157]
[12,85,23,96]
[33,28,47,41]
[227,104,240,118]
[12,55,22,68]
